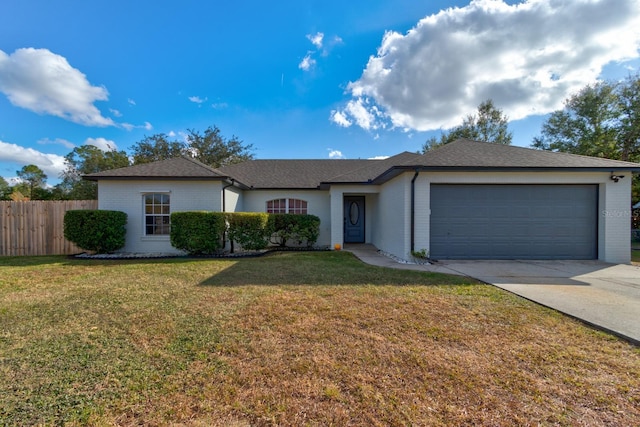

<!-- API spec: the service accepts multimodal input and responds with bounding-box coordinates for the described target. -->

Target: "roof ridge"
[179,155,226,175]
[447,138,640,166]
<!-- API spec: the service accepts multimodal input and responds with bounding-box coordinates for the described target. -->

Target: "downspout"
[410,170,420,253]
[222,179,235,251]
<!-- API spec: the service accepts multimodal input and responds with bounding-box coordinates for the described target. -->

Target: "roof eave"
[82,175,229,182]
[368,165,640,184]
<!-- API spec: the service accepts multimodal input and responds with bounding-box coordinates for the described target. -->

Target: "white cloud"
[340,98,385,131]
[334,0,640,132]
[307,32,324,49]
[84,137,117,151]
[189,95,207,104]
[298,52,316,71]
[128,98,136,106]
[330,109,352,127]
[37,137,75,150]
[121,121,152,131]
[0,139,66,178]
[368,155,389,160]
[300,32,343,71]
[212,102,228,109]
[328,149,345,159]
[109,108,122,117]
[168,131,177,137]
[0,48,114,127]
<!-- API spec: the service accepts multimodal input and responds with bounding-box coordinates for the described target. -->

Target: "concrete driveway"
[440,260,640,345]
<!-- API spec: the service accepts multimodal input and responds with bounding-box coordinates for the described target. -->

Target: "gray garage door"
[430,184,598,260]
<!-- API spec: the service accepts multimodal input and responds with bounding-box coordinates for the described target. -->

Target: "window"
[266,198,287,214]
[144,193,170,235]
[266,198,308,214]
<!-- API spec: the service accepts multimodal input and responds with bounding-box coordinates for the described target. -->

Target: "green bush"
[170,211,226,255]
[64,210,127,253]
[270,214,320,247]
[227,212,271,250]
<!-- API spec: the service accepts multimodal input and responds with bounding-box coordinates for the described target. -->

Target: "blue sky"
[1,0,639,185]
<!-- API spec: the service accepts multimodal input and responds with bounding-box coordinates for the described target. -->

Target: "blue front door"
[344,196,365,243]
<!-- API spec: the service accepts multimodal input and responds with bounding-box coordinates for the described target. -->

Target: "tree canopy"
[532,74,640,201]
[0,177,11,200]
[422,99,513,152]
[130,125,254,167]
[59,145,130,200]
[16,165,47,199]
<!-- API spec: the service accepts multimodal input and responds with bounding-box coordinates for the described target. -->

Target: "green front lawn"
[1,252,639,426]
[632,249,640,263]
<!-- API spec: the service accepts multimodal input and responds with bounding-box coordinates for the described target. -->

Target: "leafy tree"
[130,126,254,167]
[186,126,254,168]
[616,74,640,162]
[422,99,513,152]
[60,145,130,199]
[16,164,47,199]
[0,177,10,200]
[532,75,640,202]
[531,81,620,158]
[130,134,185,165]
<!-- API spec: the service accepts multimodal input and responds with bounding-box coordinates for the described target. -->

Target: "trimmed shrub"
[270,214,320,247]
[227,212,271,250]
[64,210,127,253]
[170,211,226,255]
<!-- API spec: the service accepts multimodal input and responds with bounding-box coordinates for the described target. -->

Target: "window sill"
[141,235,170,241]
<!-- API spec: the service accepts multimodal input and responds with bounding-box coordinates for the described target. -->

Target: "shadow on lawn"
[199,251,476,287]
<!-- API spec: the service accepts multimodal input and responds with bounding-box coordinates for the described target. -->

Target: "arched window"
[266,198,308,214]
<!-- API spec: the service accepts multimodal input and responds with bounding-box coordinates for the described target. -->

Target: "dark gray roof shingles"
[84,156,226,180]
[85,139,640,187]
[405,138,640,169]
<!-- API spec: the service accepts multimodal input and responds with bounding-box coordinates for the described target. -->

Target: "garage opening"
[430,184,598,260]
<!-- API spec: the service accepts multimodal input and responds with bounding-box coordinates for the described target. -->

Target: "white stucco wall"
[242,190,332,247]
[98,180,222,253]
[371,175,411,260]
[412,171,633,264]
[223,185,243,212]
[329,185,381,249]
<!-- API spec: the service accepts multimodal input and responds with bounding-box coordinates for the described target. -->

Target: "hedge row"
[64,210,127,253]
[171,211,321,255]
[63,210,321,255]
[170,211,227,255]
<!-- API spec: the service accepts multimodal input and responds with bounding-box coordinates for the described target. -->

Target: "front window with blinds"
[144,193,170,235]
[266,198,308,214]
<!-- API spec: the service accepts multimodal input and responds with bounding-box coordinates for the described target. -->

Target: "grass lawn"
[1,252,639,426]
[632,249,640,263]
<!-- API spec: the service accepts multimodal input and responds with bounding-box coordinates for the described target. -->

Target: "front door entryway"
[344,196,365,243]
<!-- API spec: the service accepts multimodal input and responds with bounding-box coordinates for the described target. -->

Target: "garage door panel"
[430,184,598,260]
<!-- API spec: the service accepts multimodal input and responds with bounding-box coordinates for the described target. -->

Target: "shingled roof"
[84,156,226,181]
[216,151,424,189]
[404,139,640,169]
[85,139,640,187]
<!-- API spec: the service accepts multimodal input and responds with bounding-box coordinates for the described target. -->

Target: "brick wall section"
[373,174,410,259]
[98,180,221,253]
[600,175,633,263]
[242,190,332,247]
[421,171,633,264]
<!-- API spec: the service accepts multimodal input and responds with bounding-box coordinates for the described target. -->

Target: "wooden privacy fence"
[0,200,98,256]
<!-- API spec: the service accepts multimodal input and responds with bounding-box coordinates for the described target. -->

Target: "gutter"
[222,179,235,251]
[410,169,420,252]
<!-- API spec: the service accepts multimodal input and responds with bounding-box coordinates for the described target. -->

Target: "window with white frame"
[266,198,308,214]
[144,193,170,235]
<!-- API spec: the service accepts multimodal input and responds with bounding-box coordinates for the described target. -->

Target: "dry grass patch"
[0,252,638,426]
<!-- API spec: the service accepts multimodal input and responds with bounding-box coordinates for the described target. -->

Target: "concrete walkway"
[344,244,640,345]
